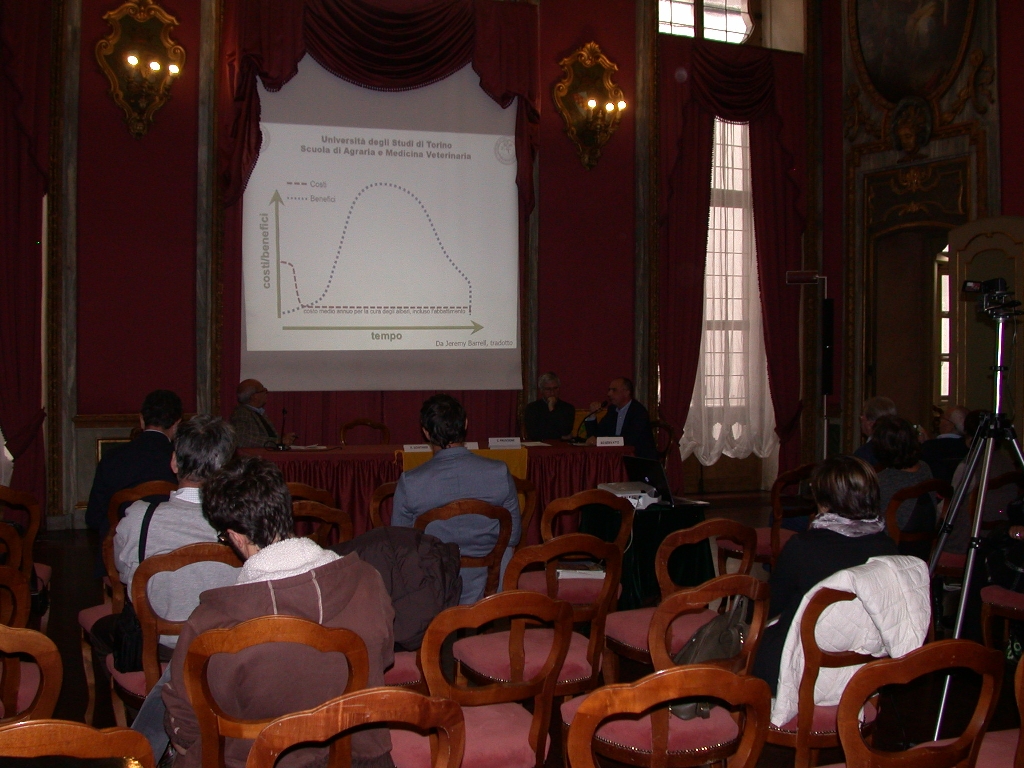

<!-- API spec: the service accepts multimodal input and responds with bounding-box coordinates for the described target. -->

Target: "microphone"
[573,401,609,441]
[277,407,291,451]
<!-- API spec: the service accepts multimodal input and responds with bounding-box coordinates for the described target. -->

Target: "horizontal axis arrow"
[283,320,484,334]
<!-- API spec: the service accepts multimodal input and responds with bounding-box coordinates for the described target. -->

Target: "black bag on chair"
[111,500,159,673]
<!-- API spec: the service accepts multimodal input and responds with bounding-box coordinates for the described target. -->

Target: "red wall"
[999,0,1024,215]
[76,0,200,414]
[537,0,637,410]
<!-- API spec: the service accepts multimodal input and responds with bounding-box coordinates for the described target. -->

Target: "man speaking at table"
[230,379,297,448]
[585,376,658,460]
[391,394,521,604]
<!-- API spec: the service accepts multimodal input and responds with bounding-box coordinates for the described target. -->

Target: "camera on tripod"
[962,277,1021,315]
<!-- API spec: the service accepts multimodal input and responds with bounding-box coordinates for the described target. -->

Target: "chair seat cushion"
[769,701,876,737]
[516,570,622,605]
[391,702,547,768]
[105,653,166,697]
[717,528,793,559]
[454,628,592,685]
[560,693,740,754]
[78,603,113,634]
[384,650,422,686]
[0,661,40,718]
[981,585,1024,611]
[33,562,51,588]
[605,608,718,655]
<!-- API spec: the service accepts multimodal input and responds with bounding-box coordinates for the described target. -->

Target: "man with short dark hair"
[852,396,897,466]
[524,372,575,441]
[391,394,521,604]
[585,377,658,460]
[163,456,395,768]
[229,378,296,448]
[85,390,183,534]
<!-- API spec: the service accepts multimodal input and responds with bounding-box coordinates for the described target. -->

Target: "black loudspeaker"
[821,298,834,396]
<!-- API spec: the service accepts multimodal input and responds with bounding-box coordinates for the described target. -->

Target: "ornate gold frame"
[95,0,185,138]
[553,42,626,170]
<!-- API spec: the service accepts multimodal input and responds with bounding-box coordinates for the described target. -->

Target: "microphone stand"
[573,402,608,443]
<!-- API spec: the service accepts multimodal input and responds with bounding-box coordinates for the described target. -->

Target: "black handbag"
[668,595,749,720]
[111,500,159,673]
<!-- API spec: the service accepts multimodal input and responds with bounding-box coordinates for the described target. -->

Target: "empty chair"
[981,583,1024,652]
[513,477,538,550]
[976,651,1024,767]
[340,418,391,446]
[246,688,465,768]
[292,500,354,547]
[285,482,335,508]
[0,624,62,723]
[369,481,397,528]
[649,418,678,468]
[0,719,154,766]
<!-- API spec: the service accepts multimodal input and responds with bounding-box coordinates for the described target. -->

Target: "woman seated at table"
[751,455,898,694]
[874,415,936,535]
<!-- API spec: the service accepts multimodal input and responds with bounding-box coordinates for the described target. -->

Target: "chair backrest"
[340,418,391,446]
[514,476,538,550]
[967,470,1024,532]
[245,688,465,768]
[102,530,127,614]
[648,573,770,675]
[836,639,1003,768]
[0,625,62,723]
[656,518,758,599]
[369,481,397,529]
[649,418,677,467]
[286,482,335,508]
[505,533,622,685]
[539,489,635,552]
[0,565,30,628]
[414,500,512,598]
[0,485,40,584]
[0,523,22,579]
[292,500,354,547]
[770,463,816,564]
[419,590,572,768]
[106,480,177,535]
[184,615,370,768]
[0,720,155,766]
[565,665,771,768]
[884,478,953,544]
[132,542,242,692]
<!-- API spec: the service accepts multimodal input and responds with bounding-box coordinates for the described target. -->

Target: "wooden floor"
[33,493,1021,767]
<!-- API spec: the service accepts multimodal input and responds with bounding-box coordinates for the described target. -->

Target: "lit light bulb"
[149,61,161,71]
[126,55,138,66]
[605,102,614,112]
[168,64,179,75]
[587,98,597,109]
[617,100,626,110]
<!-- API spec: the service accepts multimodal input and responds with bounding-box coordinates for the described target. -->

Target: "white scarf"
[236,537,341,585]
[809,511,886,537]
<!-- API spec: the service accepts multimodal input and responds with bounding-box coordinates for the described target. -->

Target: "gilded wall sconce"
[95,0,185,138]
[553,42,627,170]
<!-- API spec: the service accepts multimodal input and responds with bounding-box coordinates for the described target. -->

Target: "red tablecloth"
[243,443,631,541]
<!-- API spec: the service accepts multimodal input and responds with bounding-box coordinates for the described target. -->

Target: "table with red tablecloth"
[242,443,632,543]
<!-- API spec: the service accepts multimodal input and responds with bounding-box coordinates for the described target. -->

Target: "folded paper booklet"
[556,569,606,579]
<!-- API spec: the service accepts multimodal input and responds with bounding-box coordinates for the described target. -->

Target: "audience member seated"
[874,415,937,533]
[391,394,521,604]
[163,456,395,768]
[85,389,182,535]
[921,405,969,485]
[852,396,896,467]
[751,455,898,695]
[524,372,575,441]
[584,376,658,460]
[229,379,296,448]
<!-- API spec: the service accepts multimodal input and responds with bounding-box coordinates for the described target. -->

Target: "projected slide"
[243,122,519,352]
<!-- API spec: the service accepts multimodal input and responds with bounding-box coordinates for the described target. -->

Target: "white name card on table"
[596,437,624,447]
[464,442,480,450]
[403,444,432,452]
[489,436,522,449]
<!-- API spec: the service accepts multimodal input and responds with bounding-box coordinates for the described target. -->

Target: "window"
[679,119,778,465]
[935,249,950,404]
[659,0,752,44]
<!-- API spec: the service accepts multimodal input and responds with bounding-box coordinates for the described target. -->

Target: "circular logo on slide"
[494,136,516,166]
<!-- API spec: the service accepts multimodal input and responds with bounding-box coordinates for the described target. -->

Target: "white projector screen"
[240,58,521,391]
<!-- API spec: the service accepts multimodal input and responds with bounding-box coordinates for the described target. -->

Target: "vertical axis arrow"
[270,190,284,318]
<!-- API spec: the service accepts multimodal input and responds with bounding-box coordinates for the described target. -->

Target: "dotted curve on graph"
[280,182,472,315]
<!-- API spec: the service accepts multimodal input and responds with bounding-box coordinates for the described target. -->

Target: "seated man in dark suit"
[85,389,182,535]
[920,405,969,485]
[524,372,575,441]
[391,394,521,604]
[229,378,296,448]
[585,377,658,460]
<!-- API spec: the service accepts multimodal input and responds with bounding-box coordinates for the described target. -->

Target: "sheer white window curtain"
[679,118,778,467]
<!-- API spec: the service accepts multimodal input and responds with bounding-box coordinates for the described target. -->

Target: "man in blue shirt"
[585,377,658,460]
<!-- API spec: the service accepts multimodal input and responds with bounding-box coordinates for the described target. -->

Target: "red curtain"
[0,0,49,505]
[216,0,538,440]
[659,37,805,474]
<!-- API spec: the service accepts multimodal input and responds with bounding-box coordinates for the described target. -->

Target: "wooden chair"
[0,625,62,723]
[184,615,370,768]
[0,720,154,766]
[292,500,354,547]
[0,565,30,629]
[390,590,573,768]
[514,476,538,550]
[0,486,47,605]
[369,481,397,528]
[286,482,335,508]
[454,534,621,699]
[980,583,1024,651]
[835,639,1004,768]
[883,478,953,552]
[564,665,771,768]
[717,462,816,572]
[603,519,758,682]
[765,588,885,768]
[977,651,1024,767]
[0,524,22,582]
[246,688,465,768]
[649,418,677,468]
[340,418,390,446]
[105,480,177,535]
[414,500,512,599]
[78,531,121,725]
